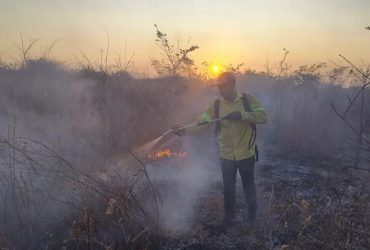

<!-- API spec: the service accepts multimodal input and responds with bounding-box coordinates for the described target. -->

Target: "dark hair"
[217,72,236,85]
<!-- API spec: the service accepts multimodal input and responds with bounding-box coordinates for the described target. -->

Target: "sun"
[207,63,223,79]
[212,65,220,74]
[210,64,223,77]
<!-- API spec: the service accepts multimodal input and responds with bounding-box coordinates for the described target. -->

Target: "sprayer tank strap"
[214,93,257,150]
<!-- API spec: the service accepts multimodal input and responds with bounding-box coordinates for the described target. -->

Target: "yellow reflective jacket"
[184,91,268,160]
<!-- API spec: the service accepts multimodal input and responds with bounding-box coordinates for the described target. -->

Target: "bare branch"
[277,48,290,79]
[14,33,39,65]
[339,54,370,82]
[41,40,58,59]
[337,54,370,117]
[329,102,358,134]
[105,29,110,72]
[124,51,135,72]
[79,51,95,70]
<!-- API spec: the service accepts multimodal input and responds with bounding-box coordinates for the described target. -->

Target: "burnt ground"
[157,159,370,250]
[21,152,369,250]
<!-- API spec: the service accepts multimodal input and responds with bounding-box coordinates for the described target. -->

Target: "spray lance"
[147,117,227,151]
[162,117,227,137]
[135,114,246,160]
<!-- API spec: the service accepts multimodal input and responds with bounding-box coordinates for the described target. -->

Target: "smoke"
[0,58,367,248]
[0,59,222,246]
[145,132,220,234]
[0,60,112,248]
[140,71,370,235]
[0,61,104,163]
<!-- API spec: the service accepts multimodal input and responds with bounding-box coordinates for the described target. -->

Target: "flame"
[147,149,187,160]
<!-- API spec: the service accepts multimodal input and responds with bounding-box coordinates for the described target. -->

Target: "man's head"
[217,72,236,101]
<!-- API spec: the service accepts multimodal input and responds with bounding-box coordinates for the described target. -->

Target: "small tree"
[330,55,370,168]
[151,24,199,78]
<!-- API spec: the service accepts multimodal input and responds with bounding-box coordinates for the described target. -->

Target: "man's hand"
[225,111,242,121]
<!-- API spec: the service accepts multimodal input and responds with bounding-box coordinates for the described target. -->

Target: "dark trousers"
[221,157,257,219]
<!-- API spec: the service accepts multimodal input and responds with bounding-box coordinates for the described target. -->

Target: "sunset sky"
[1,0,369,75]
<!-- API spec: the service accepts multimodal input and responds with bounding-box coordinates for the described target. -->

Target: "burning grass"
[147,149,187,161]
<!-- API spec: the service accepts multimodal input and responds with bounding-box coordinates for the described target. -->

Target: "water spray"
[134,118,226,159]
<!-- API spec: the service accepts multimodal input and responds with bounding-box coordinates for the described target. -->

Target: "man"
[173,72,268,227]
